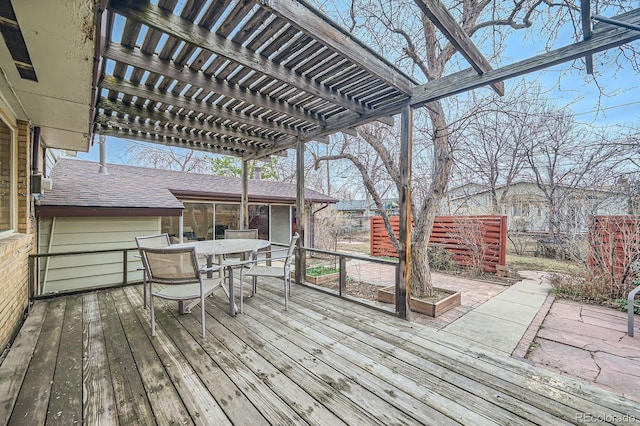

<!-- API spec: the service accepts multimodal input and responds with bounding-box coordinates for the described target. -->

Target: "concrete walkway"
[441,271,552,356]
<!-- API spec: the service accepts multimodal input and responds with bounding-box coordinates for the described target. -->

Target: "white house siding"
[445,182,629,232]
[37,217,160,294]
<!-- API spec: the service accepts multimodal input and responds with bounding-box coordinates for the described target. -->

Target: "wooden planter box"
[377,286,461,317]
[291,271,340,285]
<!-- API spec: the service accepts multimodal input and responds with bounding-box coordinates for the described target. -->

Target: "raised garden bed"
[377,286,461,317]
[293,266,340,285]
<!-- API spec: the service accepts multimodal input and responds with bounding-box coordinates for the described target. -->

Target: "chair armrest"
[199,264,222,273]
[231,254,292,268]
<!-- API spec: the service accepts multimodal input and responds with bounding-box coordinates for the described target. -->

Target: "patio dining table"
[173,239,271,316]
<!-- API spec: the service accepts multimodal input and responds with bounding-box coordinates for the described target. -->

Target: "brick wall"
[0,120,33,351]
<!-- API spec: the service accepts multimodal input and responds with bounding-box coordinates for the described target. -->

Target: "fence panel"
[370,215,507,273]
[588,215,640,283]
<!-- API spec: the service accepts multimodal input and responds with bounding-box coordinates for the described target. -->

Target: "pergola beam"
[99,76,302,138]
[97,114,264,155]
[98,98,281,148]
[108,0,372,115]
[413,0,504,96]
[581,0,594,74]
[97,127,249,157]
[103,44,326,127]
[258,0,417,95]
[410,8,640,108]
[299,8,640,142]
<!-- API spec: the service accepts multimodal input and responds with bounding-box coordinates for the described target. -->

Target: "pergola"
[86,0,640,318]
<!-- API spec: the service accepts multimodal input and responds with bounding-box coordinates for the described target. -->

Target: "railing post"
[339,256,346,297]
[123,249,128,285]
[28,255,34,300]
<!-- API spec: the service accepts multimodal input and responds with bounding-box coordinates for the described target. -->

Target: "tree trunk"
[411,238,433,298]
[410,106,453,299]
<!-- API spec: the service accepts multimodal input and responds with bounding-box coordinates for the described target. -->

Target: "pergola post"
[295,138,306,285]
[241,159,249,229]
[397,106,413,319]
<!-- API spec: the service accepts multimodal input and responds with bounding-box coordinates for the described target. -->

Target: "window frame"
[0,112,16,238]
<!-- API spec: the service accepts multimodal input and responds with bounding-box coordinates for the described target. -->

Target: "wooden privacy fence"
[588,215,640,284]
[370,215,508,273]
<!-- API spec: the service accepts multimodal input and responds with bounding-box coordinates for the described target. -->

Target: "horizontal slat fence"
[370,215,507,273]
[588,215,640,284]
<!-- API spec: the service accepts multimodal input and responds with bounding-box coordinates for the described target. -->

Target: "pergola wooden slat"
[94,0,640,319]
[413,0,505,96]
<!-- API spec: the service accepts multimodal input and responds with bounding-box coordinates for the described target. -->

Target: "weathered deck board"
[125,289,269,426]
[110,289,193,425]
[277,286,569,425]
[1,282,639,426]
[141,291,310,425]
[47,295,83,425]
[190,295,384,425]
[209,294,460,425]
[9,298,65,425]
[0,301,47,424]
[122,287,232,425]
[247,288,541,425]
[284,282,640,421]
[147,293,348,426]
[96,291,155,426]
[82,292,118,425]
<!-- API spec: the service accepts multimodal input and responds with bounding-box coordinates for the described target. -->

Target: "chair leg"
[150,293,156,337]
[201,293,206,338]
[143,270,148,309]
[240,272,244,314]
[284,277,288,310]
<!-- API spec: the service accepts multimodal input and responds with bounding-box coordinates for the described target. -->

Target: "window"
[512,203,530,217]
[214,204,239,239]
[183,202,213,241]
[0,119,13,235]
[248,204,269,240]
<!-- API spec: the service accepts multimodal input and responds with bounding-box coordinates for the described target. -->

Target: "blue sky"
[79,1,639,164]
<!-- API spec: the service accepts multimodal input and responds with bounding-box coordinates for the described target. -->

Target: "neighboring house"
[442,181,629,232]
[334,198,399,231]
[35,158,336,294]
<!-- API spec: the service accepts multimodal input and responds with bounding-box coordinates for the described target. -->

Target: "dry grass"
[507,254,582,275]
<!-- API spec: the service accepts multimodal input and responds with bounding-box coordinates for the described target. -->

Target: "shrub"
[549,272,640,310]
[428,244,458,272]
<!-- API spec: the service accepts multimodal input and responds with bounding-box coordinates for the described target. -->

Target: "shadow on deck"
[0,280,638,425]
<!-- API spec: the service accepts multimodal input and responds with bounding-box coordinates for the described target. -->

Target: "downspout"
[98,135,108,174]
[31,126,40,174]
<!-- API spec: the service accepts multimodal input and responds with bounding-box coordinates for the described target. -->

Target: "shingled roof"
[36,158,336,217]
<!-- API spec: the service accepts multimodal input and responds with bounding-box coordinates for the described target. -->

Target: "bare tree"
[455,85,547,214]
[312,0,638,299]
[524,111,623,239]
[125,143,210,173]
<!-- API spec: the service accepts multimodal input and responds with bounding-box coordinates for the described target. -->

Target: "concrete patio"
[527,299,640,403]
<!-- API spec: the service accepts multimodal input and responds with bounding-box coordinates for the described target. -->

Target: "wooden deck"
[1,281,638,425]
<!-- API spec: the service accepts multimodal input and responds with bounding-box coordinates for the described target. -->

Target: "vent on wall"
[0,0,38,81]
[31,174,52,193]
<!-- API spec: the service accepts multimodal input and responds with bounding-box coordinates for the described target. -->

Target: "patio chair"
[135,233,171,309]
[223,228,258,266]
[139,246,223,338]
[239,233,299,313]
